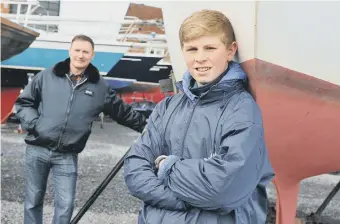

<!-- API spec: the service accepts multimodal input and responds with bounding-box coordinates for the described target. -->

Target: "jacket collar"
[176,61,247,103]
[52,58,100,83]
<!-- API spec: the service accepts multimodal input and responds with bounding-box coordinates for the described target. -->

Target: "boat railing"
[2,13,165,32]
[1,1,165,35]
[1,1,40,26]
[1,1,169,56]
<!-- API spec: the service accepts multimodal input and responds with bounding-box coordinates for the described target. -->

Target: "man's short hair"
[71,34,95,49]
[179,9,236,48]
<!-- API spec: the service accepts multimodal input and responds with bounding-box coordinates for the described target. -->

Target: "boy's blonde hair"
[179,9,235,48]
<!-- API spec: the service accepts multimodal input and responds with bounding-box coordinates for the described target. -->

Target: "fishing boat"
[0,1,169,121]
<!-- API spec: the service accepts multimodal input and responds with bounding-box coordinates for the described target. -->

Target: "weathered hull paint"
[1,88,21,124]
[242,59,340,224]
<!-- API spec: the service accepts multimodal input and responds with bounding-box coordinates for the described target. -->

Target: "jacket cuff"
[157,155,181,182]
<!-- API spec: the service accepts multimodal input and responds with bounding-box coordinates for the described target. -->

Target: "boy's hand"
[155,155,168,169]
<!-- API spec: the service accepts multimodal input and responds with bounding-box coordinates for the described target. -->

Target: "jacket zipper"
[180,99,199,157]
[57,76,87,149]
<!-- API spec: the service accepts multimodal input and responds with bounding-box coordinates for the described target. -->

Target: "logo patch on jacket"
[85,89,94,96]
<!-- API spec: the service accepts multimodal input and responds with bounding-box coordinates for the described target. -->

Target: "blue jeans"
[24,145,78,224]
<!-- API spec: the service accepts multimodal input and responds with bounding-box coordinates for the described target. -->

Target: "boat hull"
[242,59,340,224]
[1,17,39,123]
[1,47,125,74]
[242,59,340,179]
[1,17,39,61]
[1,88,22,124]
[107,55,171,84]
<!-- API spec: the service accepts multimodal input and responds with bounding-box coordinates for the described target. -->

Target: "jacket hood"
[52,58,100,83]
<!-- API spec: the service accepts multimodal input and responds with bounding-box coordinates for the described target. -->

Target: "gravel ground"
[1,121,339,223]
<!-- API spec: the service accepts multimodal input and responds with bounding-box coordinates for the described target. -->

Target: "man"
[15,34,146,224]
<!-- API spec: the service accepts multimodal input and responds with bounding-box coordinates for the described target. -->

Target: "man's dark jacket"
[15,58,146,153]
